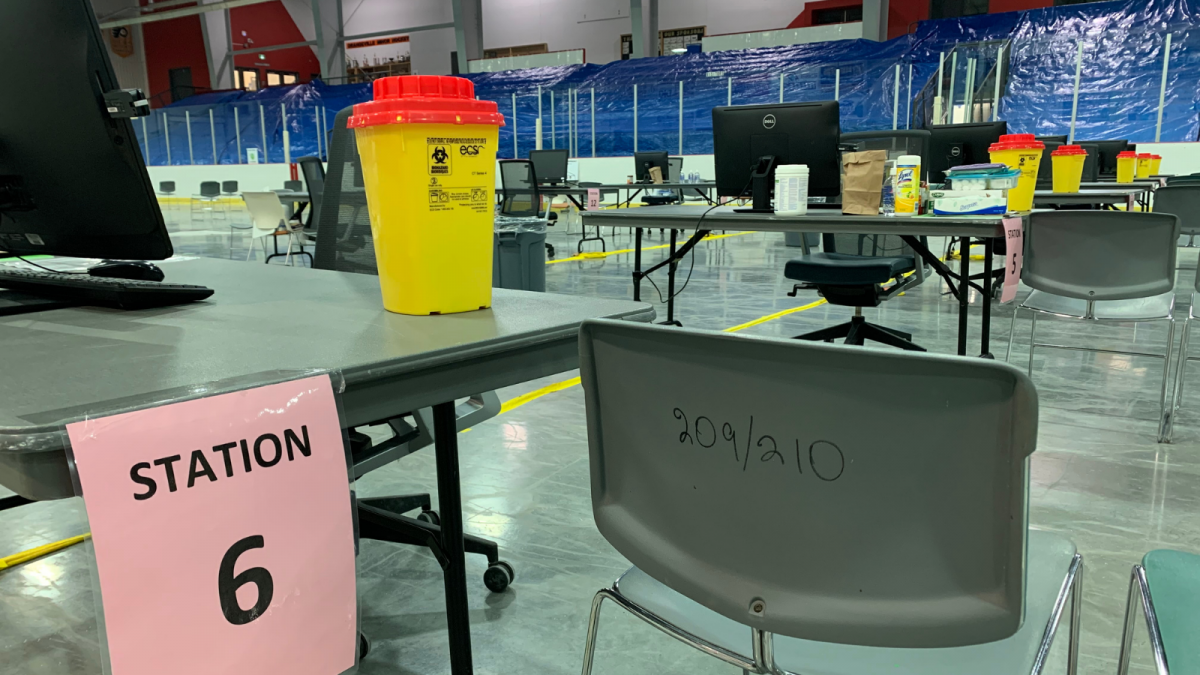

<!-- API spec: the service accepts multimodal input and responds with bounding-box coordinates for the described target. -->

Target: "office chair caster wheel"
[417,509,441,526]
[358,632,371,659]
[484,560,515,592]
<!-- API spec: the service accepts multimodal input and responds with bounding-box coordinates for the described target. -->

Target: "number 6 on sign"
[67,375,357,675]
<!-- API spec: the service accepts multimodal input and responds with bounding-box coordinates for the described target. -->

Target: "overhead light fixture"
[671,47,687,53]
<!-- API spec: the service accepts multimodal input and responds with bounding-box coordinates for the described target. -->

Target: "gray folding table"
[582,205,1016,357]
[1033,187,1144,209]
[0,257,654,675]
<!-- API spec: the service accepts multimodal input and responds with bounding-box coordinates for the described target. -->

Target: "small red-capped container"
[1050,145,1088,193]
[1117,150,1138,183]
[989,134,1046,211]
[347,76,505,315]
[1136,152,1155,179]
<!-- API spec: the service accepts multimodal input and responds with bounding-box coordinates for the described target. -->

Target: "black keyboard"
[0,268,214,310]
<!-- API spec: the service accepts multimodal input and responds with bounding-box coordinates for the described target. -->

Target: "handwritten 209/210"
[672,408,846,481]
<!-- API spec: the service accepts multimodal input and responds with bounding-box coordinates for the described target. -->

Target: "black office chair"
[785,233,927,351]
[499,159,555,258]
[283,179,304,192]
[641,157,684,206]
[312,106,513,594]
[221,180,239,197]
[295,155,325,232]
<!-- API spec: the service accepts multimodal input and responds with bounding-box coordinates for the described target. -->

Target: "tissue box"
[932,195,1008,216]
[929,189,1006,200]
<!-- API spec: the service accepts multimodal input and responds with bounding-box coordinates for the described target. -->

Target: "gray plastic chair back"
[312,107,376,275]
[283,180,303,192]
[159,181,175,193]
[499,160,541,217]
[1153,185,1200,236]
[1024,211,1178,301]
[199,181,220,198]
[579,319,1037,649]
[296,156,325,232]
[221,180,238,194]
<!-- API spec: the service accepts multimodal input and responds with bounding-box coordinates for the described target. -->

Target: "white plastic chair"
[241,192,305,265]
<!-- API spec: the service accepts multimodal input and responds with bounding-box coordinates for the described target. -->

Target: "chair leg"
[285,233,295,266]
[580,591,609,675]
[1067,557,1082,675]
[1116,567,1141,675]
[1157,318,1177,443]
[1005,306,1021,363]
[1173,316,1192,416]
[1027,312,1038,377]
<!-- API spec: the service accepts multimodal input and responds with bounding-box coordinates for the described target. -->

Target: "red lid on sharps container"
[347,75,505,128]
[1051,144,1087,156]
[988,133,1044,152]
[1117,151,1138,158]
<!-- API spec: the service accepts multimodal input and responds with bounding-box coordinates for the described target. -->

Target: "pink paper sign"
[67,375,357,675]
[1001,216,1024,304]
[587,187,600,210]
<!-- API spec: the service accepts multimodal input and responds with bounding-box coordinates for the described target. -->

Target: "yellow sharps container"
[348,76,505,315]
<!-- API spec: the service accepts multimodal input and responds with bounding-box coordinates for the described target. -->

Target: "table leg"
[633,227,643,302]
[981,239,993,359]
[664,229,679,326]
[958,236,969,356]
[432,401,473,675]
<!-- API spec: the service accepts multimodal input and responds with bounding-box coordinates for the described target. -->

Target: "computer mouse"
[88,260,165,282]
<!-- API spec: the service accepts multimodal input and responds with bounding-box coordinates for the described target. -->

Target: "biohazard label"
[428,144,452,175]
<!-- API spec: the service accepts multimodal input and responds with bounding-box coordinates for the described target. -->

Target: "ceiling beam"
[98,0,275,29]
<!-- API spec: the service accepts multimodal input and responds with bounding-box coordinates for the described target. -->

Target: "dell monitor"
[927,121,1008,183]
[1079,143,1101,182]
[530,148,569,185]
[1078,139,1131,178]
[0,0,171,262]
[712,101,841,212]
[634,152,669,183]
[1036,140,1063,189]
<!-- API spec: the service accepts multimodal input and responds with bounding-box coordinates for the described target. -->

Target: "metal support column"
[992,45,1004,121]
[590,88,596,157]
[234,106,243,163]
[209,109,218,164]
[834,69,840,101]
[779,73,785,103]
[678,80,684,155]
[633,84,638,152]
[185,110,194,165]
[906,63,913,129]
[281,103,290,165]
[1156,33,1172,142]
[259,103,268,163]
[140,117,149,163]
[163,113,172,165]
[512,93,518,157]
[935,51,945,124]
[947,52,958,124]
[892,64,901,130]
[1068,41,1083,143]
[310,0,325,79]
[726,77,732,105]
[550,90,556,149]
[630,0,644,59]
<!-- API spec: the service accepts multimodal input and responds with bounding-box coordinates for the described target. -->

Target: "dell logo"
[762,114,776,129]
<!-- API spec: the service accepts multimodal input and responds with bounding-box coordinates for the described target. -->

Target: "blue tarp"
[133,0,1200,165]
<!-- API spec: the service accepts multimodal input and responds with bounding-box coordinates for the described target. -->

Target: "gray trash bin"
[493,215,547,291]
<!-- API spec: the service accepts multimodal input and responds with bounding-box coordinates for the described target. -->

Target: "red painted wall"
[789,0,1055,40]
[231,1,321,84]
[141,8,212,105]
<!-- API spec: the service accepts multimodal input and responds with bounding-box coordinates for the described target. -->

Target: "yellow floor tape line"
[0,533,90,571]
[546,231,754,265]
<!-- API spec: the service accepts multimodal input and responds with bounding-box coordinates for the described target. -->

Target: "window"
[236,67,258,91]
[930,0,988,19]
[266,70,299,87]
[813,5,863,25]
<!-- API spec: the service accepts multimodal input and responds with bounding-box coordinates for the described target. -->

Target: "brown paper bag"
[649,166,664,184]
[841,150,887,215]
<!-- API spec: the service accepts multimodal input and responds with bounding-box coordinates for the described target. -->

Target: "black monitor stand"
[734,155,778,214]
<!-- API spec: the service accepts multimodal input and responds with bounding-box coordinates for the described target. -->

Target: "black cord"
[671,200,725,299]
[9,255,86,274]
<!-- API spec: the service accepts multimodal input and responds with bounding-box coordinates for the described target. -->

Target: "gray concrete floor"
[2,201,1197,674]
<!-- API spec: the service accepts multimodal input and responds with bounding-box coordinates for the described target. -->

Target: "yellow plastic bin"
[1050,144,1087,193]
[348,75,505,315]
[1136,152,1154,179]
[1116,151,1138,183]
[1150,154,1163,176]
[989,134,1044,211]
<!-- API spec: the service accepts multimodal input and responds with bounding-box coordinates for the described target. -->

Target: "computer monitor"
[1036,140,1063,189]
[530,149,569,184]
[927,121,1008,183]
[1036,135,1068,144]
[1077,139,1131,177]
[634,152,669,183]
[0,0,171,262]
[712,101,840,212]
[1079,143,1101,182]
[840,130,932,180]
